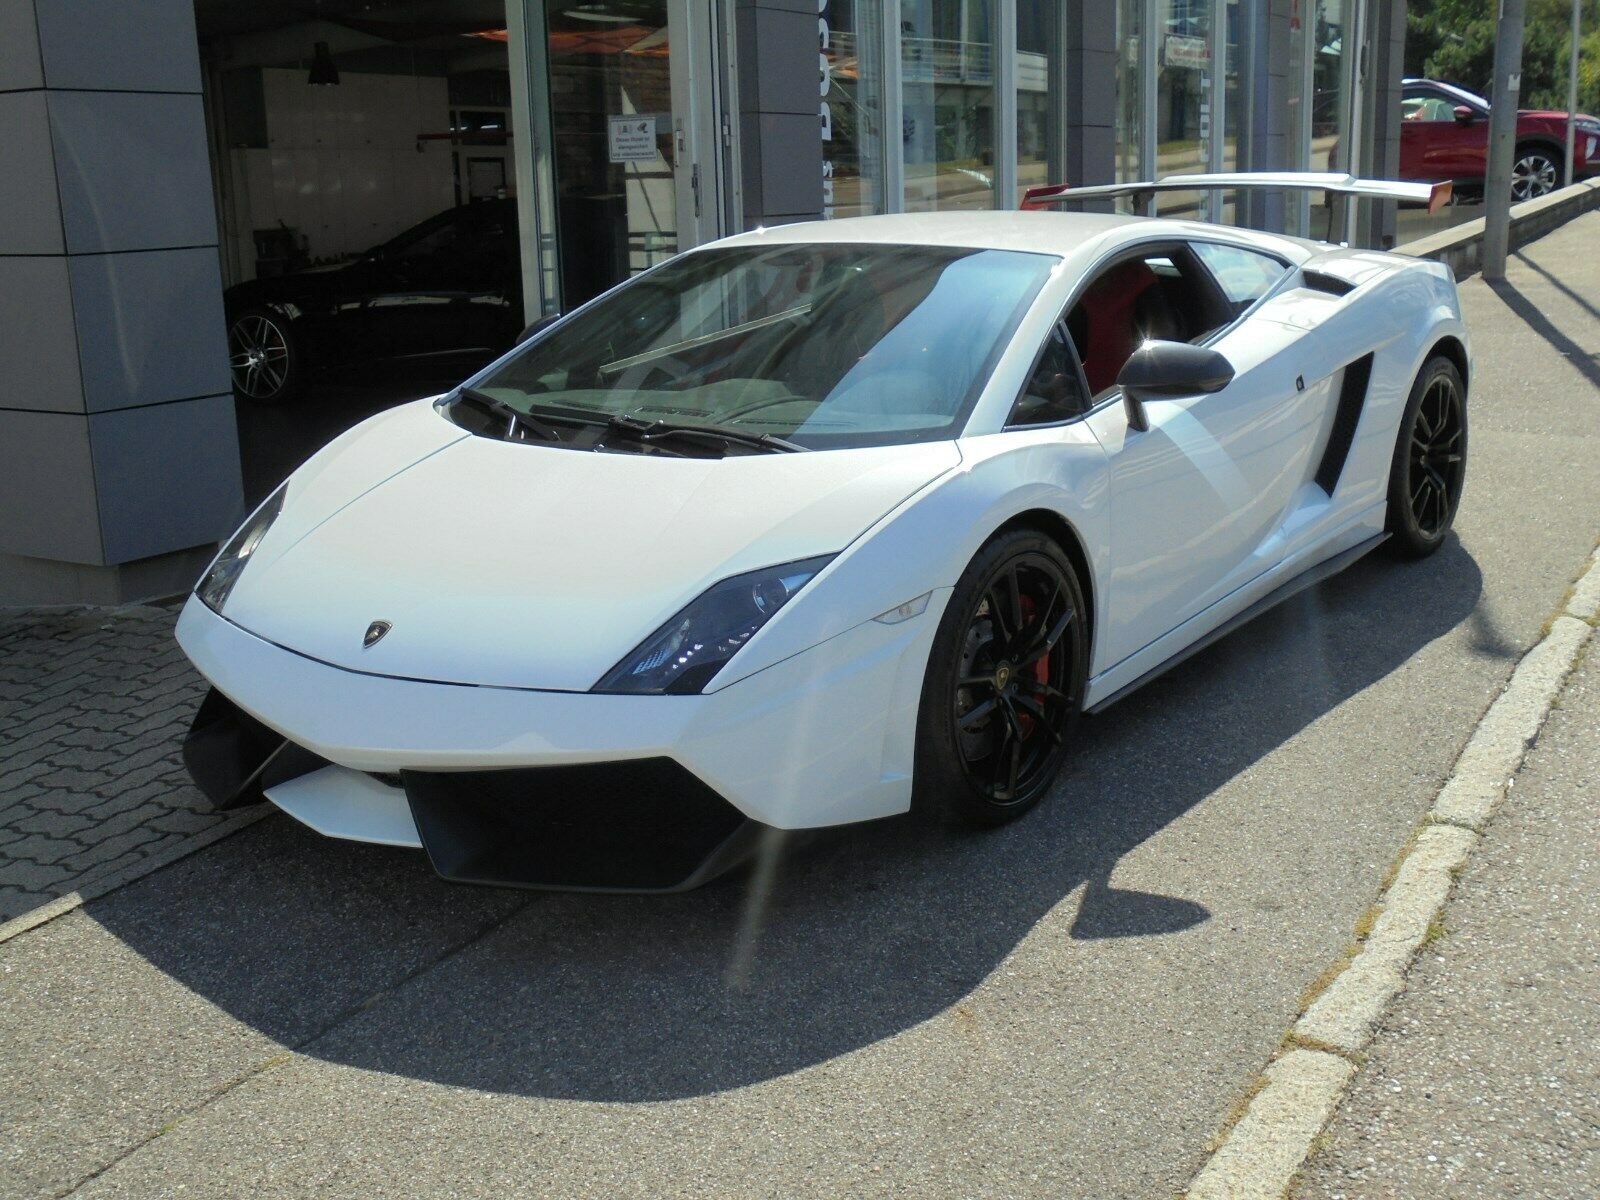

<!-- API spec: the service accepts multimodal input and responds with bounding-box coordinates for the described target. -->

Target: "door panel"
[1085,315,1325,671]
[362,202,520,360]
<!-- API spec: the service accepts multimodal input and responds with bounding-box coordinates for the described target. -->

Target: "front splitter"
[182,687,764,893]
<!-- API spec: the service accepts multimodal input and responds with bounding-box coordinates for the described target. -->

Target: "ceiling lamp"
[567,5,635,22]
[308,40,340,86]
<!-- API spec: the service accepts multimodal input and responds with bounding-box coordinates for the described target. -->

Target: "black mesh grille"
[401,759,754,892]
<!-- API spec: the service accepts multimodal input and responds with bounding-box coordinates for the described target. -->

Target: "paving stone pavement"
[0,604,244,923]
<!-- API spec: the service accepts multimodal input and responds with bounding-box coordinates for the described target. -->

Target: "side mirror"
[1453,105,1476,125]
[1116,340,1235,433]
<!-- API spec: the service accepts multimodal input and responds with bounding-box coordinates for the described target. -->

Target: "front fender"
[711,423,1112,689]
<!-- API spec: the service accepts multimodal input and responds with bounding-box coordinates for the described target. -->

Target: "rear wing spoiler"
[1021,172,1453,215]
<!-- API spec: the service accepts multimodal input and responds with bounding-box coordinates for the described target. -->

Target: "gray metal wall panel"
[737,0,823,227]
[1063,4,1117,197]
[0,409,102,563]
[70,247,231,413]
[0,0,44,92]
[48,90,218,254]
[750,7,819,116]
[0,91,65,254]
[755,113,824,218]
[0,255,82,413]
[89,395,244,564]
[33,0,203,94]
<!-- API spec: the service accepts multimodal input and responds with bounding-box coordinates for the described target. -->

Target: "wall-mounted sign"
[608,115,657,163]
[820,0,834,218]
[1164,34,1209,71]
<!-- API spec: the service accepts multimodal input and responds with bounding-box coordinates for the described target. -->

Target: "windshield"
[463,243,1057,450]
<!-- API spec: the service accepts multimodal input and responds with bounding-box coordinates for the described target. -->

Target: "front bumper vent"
[182,689,759,892]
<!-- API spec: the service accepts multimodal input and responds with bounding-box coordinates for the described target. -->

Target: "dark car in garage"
[226,198,523,404]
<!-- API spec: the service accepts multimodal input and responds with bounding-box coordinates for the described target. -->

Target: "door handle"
[692,163,702,218]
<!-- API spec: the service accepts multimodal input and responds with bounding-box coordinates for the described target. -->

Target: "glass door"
[535,0,725,312]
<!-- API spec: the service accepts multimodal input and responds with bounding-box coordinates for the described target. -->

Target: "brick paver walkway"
[0,605,246,923]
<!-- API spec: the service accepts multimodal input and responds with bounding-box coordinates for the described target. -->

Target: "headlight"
[195,483,287,614]
[593,554,835,695]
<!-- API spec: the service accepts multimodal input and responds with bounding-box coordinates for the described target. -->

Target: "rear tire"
[1385,355,1467,558]
[228,308,304,404]
[913,530,1089,827]
[1511,144,1560,201]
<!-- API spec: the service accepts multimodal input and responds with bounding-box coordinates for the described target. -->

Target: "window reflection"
[902,0,998,212]
[823,2,887,218]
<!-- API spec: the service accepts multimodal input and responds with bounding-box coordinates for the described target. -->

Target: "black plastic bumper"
[182,688,760,892]
[182,687,328,809]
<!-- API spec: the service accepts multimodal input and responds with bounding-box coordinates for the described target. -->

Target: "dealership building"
[0,0,1404,605]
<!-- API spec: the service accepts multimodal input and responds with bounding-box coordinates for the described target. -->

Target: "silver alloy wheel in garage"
[228,312,293,401]
[1510,150,1559,201]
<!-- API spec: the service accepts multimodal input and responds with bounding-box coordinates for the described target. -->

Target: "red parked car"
[1401,78,1600,201]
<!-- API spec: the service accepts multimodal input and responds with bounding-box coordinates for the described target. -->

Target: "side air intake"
[1301,270,1355,297]
[1314,353,1375,496]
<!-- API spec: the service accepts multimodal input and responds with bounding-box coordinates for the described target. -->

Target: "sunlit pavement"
[3,215,1600,1199]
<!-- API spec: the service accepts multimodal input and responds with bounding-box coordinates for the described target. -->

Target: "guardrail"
[1396,179,1600,279]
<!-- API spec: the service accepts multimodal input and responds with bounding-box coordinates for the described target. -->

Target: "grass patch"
[1352,902,1383,943]
[1297,947,1356,1013]
[1422,916,1448,947]
[1206,1071,1271,1153]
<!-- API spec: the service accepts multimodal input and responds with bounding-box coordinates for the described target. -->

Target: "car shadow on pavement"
[83,541,1483,1103]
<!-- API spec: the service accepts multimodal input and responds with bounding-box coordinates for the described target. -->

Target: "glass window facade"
[822,2,887,219]
[1115,0,1146,186]
[1154,0,1211,218]
[793,0,1386,246]
[901,0,999,212]
[1015,3,1059,205]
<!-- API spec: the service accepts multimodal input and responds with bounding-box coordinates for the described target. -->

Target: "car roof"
[712,210,1146,257]
[1403,77,1489,108]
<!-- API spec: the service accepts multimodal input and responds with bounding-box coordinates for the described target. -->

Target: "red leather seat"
[1077,260,1160,395]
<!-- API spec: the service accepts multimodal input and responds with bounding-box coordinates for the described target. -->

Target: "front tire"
[913,530,1088,826]
[1386,355,1467,558]
[227,308,304,404]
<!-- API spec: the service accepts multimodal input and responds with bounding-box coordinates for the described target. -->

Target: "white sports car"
[178,173,1470,892]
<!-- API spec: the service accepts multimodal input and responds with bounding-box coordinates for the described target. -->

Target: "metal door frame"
[507,0,734,320]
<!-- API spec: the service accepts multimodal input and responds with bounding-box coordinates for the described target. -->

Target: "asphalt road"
[4,215,1600,1199]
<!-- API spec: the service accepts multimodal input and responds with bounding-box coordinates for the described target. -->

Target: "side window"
[1191,242,1289,317]
[1065,247,1229,397]
[1402,88,1464,122]
[1008,322,1089,427]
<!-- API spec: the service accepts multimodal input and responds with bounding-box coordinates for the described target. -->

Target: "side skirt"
[1085,532,1390,714]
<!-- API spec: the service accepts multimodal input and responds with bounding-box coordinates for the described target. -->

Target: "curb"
[0,805,272,945]
[1185,552,1599,1200]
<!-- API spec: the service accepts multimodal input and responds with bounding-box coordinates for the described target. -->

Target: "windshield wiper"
[601,414,804,455]
[454,387,566,444]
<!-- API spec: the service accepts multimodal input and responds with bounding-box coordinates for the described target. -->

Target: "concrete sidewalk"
[1292,631,1600,1199]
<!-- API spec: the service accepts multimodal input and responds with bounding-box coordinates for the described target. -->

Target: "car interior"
[1066,249,1227,396]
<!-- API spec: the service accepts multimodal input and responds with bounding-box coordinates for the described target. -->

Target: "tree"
[1406,0,1600,114]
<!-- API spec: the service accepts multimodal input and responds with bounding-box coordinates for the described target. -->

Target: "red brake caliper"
[1017,595,1040,739]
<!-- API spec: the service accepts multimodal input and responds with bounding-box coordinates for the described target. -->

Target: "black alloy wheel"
[914,530,1088,826]
[1510,146,1560,201]
[1386,355,1467,557]
[228,309,302,403]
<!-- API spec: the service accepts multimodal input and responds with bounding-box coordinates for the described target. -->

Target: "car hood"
[223,407,960,690]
